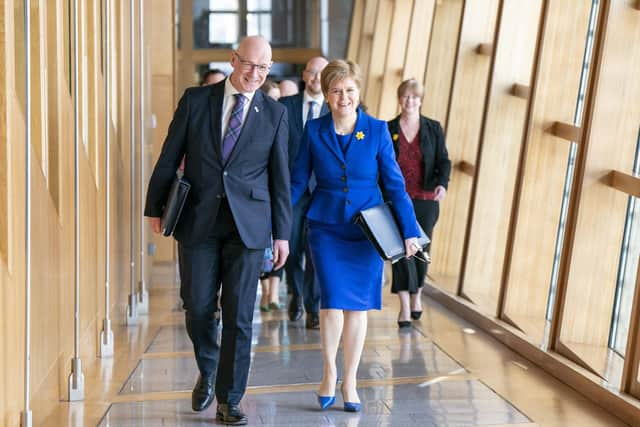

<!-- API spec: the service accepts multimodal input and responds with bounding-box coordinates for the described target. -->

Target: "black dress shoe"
[397,320,412,328]
[288,298,304,321]
[191,374,215,412]
[216,403,248,425]
[410,311,422,320]
[305,312,320,329]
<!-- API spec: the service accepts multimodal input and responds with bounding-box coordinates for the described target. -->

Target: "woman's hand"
[434,185,447,201]
[404,237,420,258]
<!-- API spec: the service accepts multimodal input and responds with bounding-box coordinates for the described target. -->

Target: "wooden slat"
[622,256,640,396]
[377,0,414,120]
[607,170,640,198]
[549,121,582,142]
[427,0,499,296]
[346,0,365,61]
[357,0,380,97]
[363,0,393,116]
[475,42,493,56]
[402,0,435,84]
[510,83,530,99]
[420,0,461,124]
[501,0,592,345]
[460,0,543,316]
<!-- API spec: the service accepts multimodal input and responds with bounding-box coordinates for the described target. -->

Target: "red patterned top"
[397,130,436,200]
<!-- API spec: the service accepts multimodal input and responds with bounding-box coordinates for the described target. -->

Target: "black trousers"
[391,199,439,294]
[284,192,320,314]
[179,200,263,405]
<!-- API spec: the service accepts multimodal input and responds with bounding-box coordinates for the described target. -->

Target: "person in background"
[260,79,281,101]
[387,78,451,328]
[279,56,329,329]
[145,36,291,426]
[201,68,226,86]
[290,60,420,412]
[279,79,299,97]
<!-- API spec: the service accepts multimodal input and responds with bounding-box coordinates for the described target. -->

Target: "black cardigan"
[387,115,451,191]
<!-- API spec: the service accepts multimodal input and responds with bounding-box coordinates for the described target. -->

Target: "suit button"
[340,164,346,169]
[341,176,346,181]
[346,199,351,204]
[343,187,348,193]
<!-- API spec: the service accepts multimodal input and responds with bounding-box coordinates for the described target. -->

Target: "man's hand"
[434,185,447,202]
[272,239,290,270]
[148,217,162,234]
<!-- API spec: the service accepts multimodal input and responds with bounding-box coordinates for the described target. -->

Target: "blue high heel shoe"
[316,377,339,410]
[317,395,336,410]
[341,386,361,412]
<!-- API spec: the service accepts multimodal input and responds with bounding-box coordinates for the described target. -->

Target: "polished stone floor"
[44,261,629,427]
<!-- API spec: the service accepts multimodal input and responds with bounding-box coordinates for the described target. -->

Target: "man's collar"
[303,90,324,104]
[224,76,256,103]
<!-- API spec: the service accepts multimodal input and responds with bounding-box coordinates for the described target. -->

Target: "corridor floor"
[44,262,628,426]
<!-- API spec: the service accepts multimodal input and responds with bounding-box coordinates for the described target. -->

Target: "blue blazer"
[291,110,420,239]
[279,93,329,172]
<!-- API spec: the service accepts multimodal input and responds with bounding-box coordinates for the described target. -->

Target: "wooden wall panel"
[346,0,364,62]
[377,0,413,120]
[0,0,7,262]
[461,0,543,315]
[502,0,592,343]
[402,0,435,86]
[356,0,379,97]
[556,0,640,376]
[363,0,393,116]
[428,0,498,295]
[421,0,462,125]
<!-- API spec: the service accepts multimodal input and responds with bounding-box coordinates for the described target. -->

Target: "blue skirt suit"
[291,110,420,310]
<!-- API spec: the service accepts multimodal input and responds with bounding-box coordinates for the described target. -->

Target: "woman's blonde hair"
[320,59,362,96]
[397,78,424,100]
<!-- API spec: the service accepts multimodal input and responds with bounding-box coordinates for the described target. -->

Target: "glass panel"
[208,13,238,45]
[247,13,271,41]
[611,131,640,355]
[247,0,271,12]
[209,0,238,11]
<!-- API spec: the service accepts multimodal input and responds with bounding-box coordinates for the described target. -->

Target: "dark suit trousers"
[284,192,320,314]
[179,199,263,405]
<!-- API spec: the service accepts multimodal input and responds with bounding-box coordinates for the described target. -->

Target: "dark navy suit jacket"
[290,110,420,239]
[144,80,291,249]
[279,93,329,172]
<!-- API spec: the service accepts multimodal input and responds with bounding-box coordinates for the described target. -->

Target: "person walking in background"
[145,36,291,425]
[387,78,451,328]
[279,56,329,329]
[291,60,421,412]
[201,68,226,86]
[261,79,281,100]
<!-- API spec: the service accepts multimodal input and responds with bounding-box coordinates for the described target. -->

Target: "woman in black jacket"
[387,78,451,328]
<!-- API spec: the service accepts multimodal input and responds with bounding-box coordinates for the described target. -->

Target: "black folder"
[161,174,191,236]
[354,202,430,263]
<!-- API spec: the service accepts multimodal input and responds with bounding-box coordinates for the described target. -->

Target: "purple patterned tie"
[222,93,247,162]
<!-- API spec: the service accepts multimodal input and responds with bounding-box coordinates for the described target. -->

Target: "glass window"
[247,13,271,40]
[208,13,239,45]
[247,0,271,12]
[210,0,238,10]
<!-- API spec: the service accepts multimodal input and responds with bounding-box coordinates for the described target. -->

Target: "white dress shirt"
[221,77,256,138]
[302,90,325,126]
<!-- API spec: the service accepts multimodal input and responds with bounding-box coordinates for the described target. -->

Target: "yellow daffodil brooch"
[355,131,365,141]
[392,133,399,141]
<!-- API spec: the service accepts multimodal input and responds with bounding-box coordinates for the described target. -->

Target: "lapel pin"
[254,106,260,113]
[355,131,365,141]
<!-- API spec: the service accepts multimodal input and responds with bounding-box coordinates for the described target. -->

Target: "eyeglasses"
[304,69,322,77]
[234,51,271,74]
[400,94,422,101]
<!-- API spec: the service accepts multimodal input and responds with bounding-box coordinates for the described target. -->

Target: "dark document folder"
[354,202,430,263]
[161,174,191,236]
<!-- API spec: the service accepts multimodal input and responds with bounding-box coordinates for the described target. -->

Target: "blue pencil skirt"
[307,219,383,310]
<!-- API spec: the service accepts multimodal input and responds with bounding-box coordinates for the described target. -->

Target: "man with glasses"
[145,36,291,425]
[279,56,329,330]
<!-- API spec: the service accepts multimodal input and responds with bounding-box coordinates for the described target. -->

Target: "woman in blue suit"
[291,60,421,412]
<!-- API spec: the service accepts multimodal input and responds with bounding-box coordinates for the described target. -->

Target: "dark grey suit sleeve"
[144,89,190,217]
[269,108,292,241]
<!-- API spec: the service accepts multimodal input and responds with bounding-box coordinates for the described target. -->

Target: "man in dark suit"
[279,56,328,329]
[144,36,291,426]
